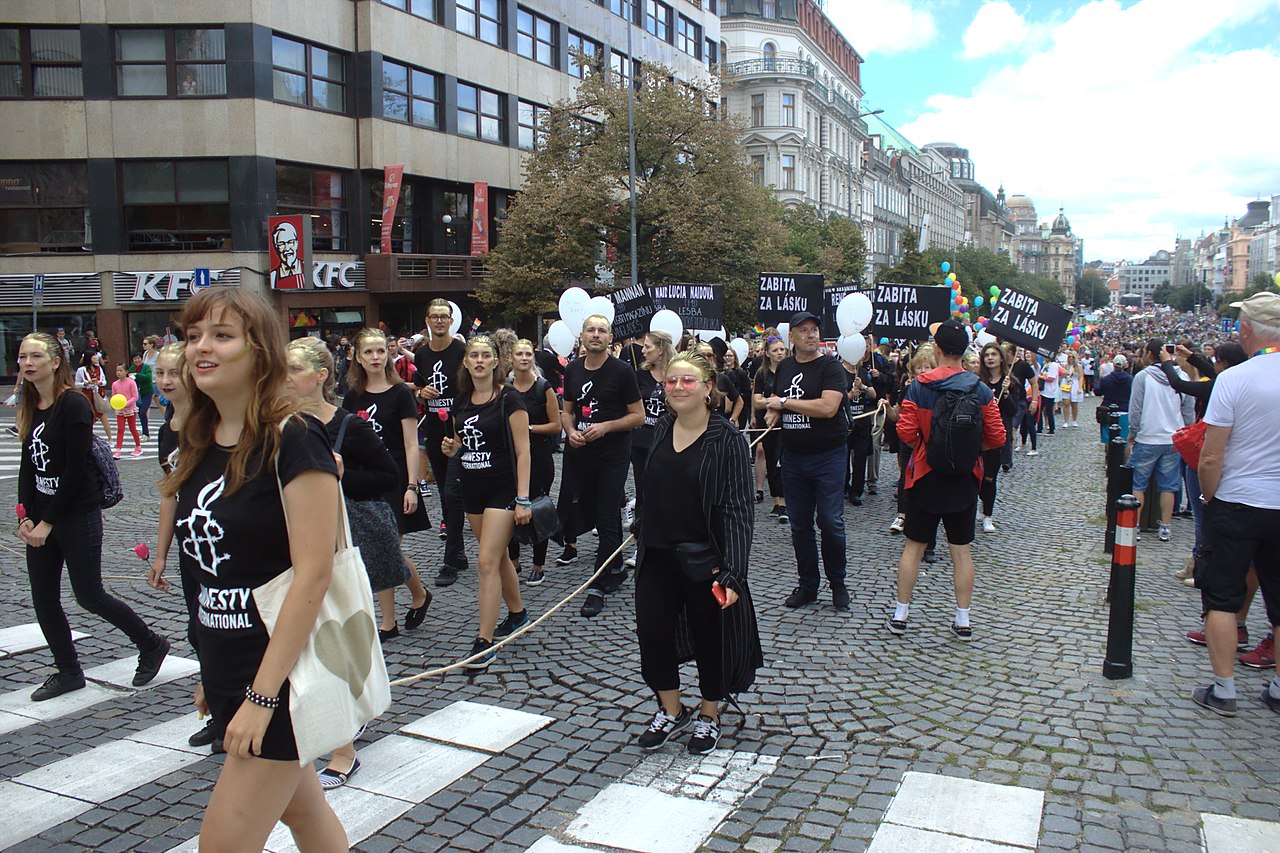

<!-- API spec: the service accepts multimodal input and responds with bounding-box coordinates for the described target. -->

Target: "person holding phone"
[1129,339,1196,541]
[631,352,761,755]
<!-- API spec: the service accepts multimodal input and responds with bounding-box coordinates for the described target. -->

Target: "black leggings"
[509,440,556,568]
[846,428,871,497]
[635,547,723,702]
[1040,400,1057,434]
[1019,407,1038,449]
[27,509,156,673]
[762,429,782,499]
[425,431,468,571]
[979,448,1002,516]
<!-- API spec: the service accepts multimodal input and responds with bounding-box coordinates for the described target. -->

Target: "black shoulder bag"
[501,389,562,546]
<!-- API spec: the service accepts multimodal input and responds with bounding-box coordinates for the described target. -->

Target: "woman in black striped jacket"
[632,352,762,755]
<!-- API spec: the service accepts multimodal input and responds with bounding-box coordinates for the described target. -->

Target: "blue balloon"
[974,296,984,307]
[941,262,951,273]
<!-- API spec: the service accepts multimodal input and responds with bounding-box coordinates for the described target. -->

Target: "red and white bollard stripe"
[1104,494,1141,680]
[1113,500,1139,567]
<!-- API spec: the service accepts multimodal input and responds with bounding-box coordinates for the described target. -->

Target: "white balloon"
[448,301,462,337]
[650,309,683,343]
[586,295,615,324]
[776,323,790,342]
[837,293,873,336]
[730,337,748,365]
[547,320,576,358]
[976,330,996,347]
[706,326,727,341]
[836,334,867,365]
[558,287,591,332]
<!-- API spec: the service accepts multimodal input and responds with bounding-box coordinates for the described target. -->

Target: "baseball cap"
[1230,292,1280,325]
[930,319,969,356]
[1112,354,1128,368]
[789,311,821,329]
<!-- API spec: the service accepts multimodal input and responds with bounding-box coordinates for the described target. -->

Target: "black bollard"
[1103,494,1141,680]
[1104,442,1131,554]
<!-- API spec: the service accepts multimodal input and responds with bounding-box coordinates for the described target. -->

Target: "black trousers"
[979,448,1002,516]
[26,509,155,673]
[762,429,783,499]
[635,547,724,702]
[424,430,468,571]
[509,440,556,568]
[846,427,871,498]
[563,440,630,588]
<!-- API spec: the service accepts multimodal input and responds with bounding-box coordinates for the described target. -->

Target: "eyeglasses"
[427,314,452,321]
[662,376,702,390]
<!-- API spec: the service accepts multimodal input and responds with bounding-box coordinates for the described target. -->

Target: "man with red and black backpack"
[888,319,1006,640]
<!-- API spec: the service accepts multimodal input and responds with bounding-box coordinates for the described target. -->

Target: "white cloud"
[899,0,1280,260]
[827,0,938,57]
[962,2,1031,59]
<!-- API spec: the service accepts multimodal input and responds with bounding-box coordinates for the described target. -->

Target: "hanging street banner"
[649,283,722,332]
[471,181,489,256]
[985,286,1072,357]
[869,283,951,341]
[608,282,656,340]
[758,272,823,327]
[821,283,861,339]
[380,165,404,256]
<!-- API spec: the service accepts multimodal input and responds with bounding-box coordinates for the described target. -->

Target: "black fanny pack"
[672,541,719,583]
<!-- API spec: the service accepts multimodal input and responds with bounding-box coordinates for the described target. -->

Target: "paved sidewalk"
[0,399,1277,852]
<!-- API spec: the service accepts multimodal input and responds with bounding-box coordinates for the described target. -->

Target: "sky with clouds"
[824,0,1280,262]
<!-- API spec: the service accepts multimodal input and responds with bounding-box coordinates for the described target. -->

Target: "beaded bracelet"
[244,684,280,710]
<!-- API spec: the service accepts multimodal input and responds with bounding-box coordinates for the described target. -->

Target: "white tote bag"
[254,467,391,766]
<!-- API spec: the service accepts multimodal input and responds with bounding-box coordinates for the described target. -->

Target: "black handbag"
[672,540,719,583]
[502,390,562,546]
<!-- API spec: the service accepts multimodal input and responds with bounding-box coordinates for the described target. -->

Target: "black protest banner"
[608,283,655,340]
[985,286,1072,357]
[758,272,823,327]
[821,283,861,339]
[649,283,723,331]
[869,283,952,341]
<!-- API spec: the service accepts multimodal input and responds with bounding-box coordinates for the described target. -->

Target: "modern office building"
[0,0,719,374]
[1116,249,1171,304]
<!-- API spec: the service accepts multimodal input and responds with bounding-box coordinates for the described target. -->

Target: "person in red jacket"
[888,320,1006,640]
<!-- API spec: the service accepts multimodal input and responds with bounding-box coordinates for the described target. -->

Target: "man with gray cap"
[764,311,850,611]
[1192,292,1280,717]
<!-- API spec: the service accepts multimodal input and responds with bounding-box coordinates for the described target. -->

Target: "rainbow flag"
[470,318,482,332]
[752,324,765,334]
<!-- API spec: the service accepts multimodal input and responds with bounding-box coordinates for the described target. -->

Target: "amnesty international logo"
[459,414,485,452]
[177,477,230,577]
[28,422,49,472]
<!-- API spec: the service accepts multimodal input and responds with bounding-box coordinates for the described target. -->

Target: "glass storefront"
[0,312,99,377]
[126,310,184,358]
[287,306,365,342]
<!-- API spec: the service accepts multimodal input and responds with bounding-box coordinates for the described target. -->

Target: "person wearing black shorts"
[888,320,1005,640]
[441,336,533,669]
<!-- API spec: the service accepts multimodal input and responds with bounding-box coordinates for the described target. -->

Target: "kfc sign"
[269,214,310,290]
[126,269,234,302]
[313,262,363,289]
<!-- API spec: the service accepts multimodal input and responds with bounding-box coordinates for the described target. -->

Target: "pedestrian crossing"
[0,430,160,481]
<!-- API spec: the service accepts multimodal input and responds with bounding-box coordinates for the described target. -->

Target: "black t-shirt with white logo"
[634,370,666,450]
[414,340,467,438]
[563,355,640,453]
[343,384,418,482]
[19,390,96,524]
[453,386,527,483]
[774,354,848,453]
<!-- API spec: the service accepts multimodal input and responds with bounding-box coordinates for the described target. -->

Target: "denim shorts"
[1130,441,1180,493]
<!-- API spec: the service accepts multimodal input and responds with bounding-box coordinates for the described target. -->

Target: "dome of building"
[1051,207,1071,234]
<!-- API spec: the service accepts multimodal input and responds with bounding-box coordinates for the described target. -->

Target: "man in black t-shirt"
[763,312,851,611]
[414,299,469,585]
[559,314,644,617]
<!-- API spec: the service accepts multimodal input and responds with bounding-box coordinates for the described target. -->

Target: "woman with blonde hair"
[161,288,346,851]
[1061,349,1085,428]
[341,328,433,640]
[506,338,561,585]
[627,329,676,565]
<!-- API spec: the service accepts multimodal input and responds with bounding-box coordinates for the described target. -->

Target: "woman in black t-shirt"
[162,288,345,850]
[752,336,788,519]
[507,338,563,585]
[976,343,1015,533]
[632,330,675,536]
[342,328,432,640]
[441,336,533,670]
[16,332,168,704]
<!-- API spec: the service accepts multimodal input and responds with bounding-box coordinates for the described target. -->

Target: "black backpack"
[925,373,984,476]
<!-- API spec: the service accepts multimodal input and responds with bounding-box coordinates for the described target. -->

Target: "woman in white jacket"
[1128,339,1196,541]
[73,351,113,441]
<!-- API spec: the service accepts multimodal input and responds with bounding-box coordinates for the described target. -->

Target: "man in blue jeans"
[764,312,850,611]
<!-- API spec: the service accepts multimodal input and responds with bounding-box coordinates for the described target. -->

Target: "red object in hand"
[133,543,151,561]
[437,409,449,422]
[580,405,593,418]
[15,503,26,521]
[711,581,727,607]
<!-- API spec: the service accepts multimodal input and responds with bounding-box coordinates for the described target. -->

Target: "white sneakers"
[1026,449,1039,457]
[982,516,996,533]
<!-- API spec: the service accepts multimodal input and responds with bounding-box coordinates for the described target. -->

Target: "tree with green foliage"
[1074,271,1110,309]
[780,203,868,284]
[479,61,784,328]
[1218,275,1280,315]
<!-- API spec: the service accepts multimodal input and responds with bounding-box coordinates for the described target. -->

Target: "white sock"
[893,602,910,622]
[1270,678,1280,701]
[1214,675,1237,700]
[955,607,971,628]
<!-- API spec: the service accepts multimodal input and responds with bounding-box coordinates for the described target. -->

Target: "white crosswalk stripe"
[0,434,159,482]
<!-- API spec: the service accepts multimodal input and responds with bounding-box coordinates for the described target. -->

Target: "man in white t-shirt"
[1038,357,1063,434]
[1192,292,1280,718]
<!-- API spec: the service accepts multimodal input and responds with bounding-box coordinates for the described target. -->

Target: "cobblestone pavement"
[1,397,1278,852]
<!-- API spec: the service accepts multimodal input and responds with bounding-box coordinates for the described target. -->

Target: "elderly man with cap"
[1192,292,1280,717]
[888,319,1005,639]
[763,311,851,611]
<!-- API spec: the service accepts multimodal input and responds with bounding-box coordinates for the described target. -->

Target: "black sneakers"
[784,587,817,608]
[1192,684,1237,717]
[435,565,459,587]
[580,590,605,617]
[556,545,578,565]
[688,715,720,755]
[188,719,217,747]
[637,705,694,750]
[463,637,497,670]
[493,609,529,638]
[405,589,432,630]
[526,567,546,586]
[133,636,170,687]
[31,671,86,702]
[832,585,851,611]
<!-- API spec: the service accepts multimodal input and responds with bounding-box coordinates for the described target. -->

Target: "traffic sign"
[192,268,211,291]
[32,274,44,308]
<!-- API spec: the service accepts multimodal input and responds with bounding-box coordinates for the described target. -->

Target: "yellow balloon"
[110,394,128,410]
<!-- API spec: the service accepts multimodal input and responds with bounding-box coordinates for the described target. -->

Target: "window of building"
[704,38,717,67]
[457,0,503,46]
[380,0,438,21]
[457,81,504,143]
[381,59,440,128]
[610,51,631,88]
[120,159,230,252]
[0,162,90,253]
[762,0,778,18]
[781,92,794,126]
[277,163,348,251]
[272,34,346,112]
[517,100,548,150]
[608,0,636,23]
[115,28,226,97]
[566,31,601,78]
[750,154,764,186]
[762,41,776,69]
[780,155,795,190]
[676,16,700,57]
[645,1,671,41]
[0,27,82,98]
[750,93,763,127]
[517,8,556,67]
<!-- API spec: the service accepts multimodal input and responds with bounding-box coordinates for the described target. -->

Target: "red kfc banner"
[471,181,489,256]
[268,214,309,290]
[380,165,404,255]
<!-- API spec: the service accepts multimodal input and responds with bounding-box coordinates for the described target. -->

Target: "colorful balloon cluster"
[1063,323,1087,350]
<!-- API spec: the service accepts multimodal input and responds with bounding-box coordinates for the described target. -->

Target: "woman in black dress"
[162,287,345,850]
[16,332,168,702]
[752,336,788,520]
[507,338,562,586]
[342,328,432,641]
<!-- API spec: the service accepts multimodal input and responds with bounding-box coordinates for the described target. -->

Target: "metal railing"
[724,58,817,80]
